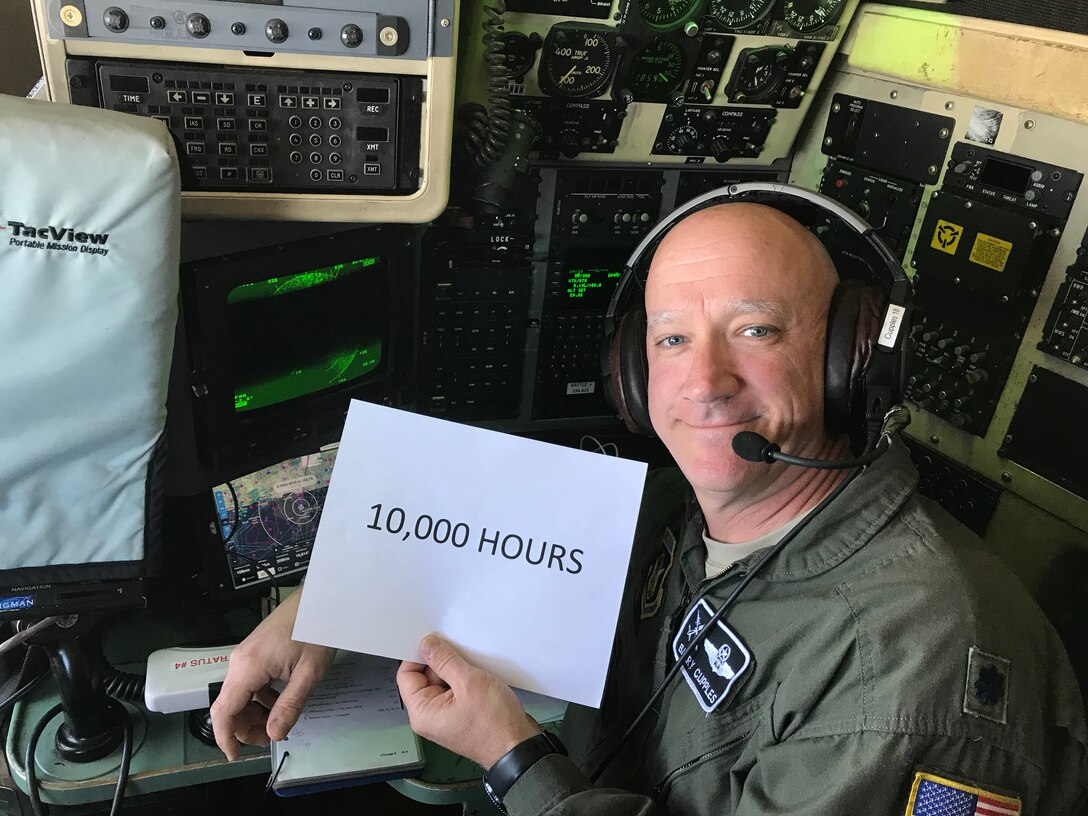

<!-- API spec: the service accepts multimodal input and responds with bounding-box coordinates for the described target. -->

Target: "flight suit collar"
[678,437,919,586]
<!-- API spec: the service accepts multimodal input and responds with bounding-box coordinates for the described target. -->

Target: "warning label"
[969,232,1013,272]
[931,220,963,255]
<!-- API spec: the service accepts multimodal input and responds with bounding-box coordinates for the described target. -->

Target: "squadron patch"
[904,771,1021,816]
[671,598,752,713]
[963,646,1010,725]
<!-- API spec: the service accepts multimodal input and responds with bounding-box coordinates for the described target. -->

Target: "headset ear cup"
[824,281,887,437]
[607,305,655,436]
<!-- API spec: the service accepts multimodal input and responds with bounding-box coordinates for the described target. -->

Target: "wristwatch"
[482,731,567,815]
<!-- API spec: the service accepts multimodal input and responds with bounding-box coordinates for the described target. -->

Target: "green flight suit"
[506,440,1088,815]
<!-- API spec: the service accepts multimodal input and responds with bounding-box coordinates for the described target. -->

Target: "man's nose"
[682,339,741,402]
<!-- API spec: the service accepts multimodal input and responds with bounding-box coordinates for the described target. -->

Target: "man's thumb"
[420,634,468,681]
[266,673,316,740]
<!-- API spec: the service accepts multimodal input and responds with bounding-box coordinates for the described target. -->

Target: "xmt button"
[103,7,128,32]
[341,24,363,48]
[186,13,210,38]
[266,18,288,44]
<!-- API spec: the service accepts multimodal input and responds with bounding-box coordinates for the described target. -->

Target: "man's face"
[644,204,839,501]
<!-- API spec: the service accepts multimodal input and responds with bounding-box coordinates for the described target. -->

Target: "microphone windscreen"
[732,431,774,462]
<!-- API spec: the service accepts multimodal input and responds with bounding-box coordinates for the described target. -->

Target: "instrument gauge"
[497,31,541,79]
[781,0,846,33]
[538,26,616,99]
[638,0,706,31]
[707,0,774,30]
[627,39,686,102]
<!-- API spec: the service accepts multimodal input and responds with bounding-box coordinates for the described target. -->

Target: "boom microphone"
[731,431,888,469]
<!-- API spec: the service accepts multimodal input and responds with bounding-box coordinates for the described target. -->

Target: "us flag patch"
[905,771,1021,816]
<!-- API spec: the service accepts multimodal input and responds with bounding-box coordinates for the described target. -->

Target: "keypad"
[96,60,414,193]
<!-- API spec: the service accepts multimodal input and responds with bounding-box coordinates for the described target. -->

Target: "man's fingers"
[254,685,280,710]
[266,660,323,740]
[419,634,471,686]
[210,664,268,760]
[397,659,433,700]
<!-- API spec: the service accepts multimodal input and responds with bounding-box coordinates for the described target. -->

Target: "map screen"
[212,448,338,589]
[227,255,388,413]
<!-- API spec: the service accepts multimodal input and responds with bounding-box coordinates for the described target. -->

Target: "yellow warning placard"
[969,232,1013,272]
[931,220,963,255]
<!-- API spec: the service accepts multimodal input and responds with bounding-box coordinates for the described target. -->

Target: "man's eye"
[741,325,773,338]
[659,335,685,347]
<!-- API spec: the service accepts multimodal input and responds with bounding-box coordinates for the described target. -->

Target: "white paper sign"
[293,400,648,708]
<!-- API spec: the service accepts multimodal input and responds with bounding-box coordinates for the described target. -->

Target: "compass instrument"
[637,0,706,31]
[781,0,846,33]
[538,25,617,99]
[627,39,686,102]
[706,0,774,30]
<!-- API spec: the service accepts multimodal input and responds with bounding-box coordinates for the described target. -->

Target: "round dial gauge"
[707,0,774,30]
[539,26,616,99]
[497,31,540,78]
[638,0,706,31]
[781,0,846,32]
[628,39,686,101]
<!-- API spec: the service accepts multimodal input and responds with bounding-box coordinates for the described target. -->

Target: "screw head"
[944,100,955,110]
[890,90,898,99]
[1024,119,1036,129]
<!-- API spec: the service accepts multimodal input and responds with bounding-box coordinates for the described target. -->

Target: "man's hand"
[209,590,335,760]
[397,634,542,769]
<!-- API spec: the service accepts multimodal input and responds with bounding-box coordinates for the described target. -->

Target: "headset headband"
[606,182,912,355]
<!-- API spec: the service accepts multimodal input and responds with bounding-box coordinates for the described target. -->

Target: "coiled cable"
[466,2,515,169]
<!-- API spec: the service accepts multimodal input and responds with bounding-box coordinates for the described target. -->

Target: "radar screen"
[212,447,338,589]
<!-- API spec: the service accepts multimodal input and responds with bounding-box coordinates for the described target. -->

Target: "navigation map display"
[212,448,338,589]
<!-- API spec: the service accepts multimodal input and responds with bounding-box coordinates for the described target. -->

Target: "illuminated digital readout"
[565,265,623,300]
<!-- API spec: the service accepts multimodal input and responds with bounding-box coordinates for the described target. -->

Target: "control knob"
[668,126,697,154]
[711,137,735,163]
[560,131,581,159]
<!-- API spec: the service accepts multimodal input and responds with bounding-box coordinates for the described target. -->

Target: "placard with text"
[293,400,648,707]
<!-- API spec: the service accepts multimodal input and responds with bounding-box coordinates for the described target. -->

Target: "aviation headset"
[602,182,914,450]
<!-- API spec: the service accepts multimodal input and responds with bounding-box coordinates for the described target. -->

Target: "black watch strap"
[483,731,567,812]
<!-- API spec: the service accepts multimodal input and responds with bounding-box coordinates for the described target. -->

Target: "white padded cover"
[0,94,180,580]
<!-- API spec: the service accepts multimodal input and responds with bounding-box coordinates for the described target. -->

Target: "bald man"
[214,204,1088,815]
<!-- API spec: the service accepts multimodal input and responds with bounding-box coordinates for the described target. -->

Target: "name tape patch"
[671,598,752,713]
